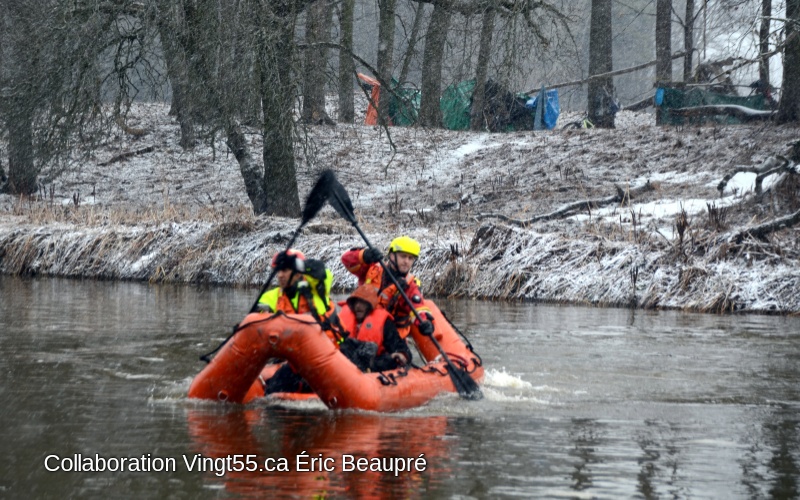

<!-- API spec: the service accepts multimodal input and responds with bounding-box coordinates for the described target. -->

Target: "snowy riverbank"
[1,103,798,314]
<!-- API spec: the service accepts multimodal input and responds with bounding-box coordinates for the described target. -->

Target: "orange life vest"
[338,306,392,355]
[364,266,417,312]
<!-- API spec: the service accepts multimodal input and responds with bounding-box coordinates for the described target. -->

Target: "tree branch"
[730,208,800,242]
[476,181,655,226]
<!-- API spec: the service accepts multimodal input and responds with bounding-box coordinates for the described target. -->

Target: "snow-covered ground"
[0,102,798,313]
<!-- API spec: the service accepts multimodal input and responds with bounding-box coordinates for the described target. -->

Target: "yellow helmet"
[387,236,420,257]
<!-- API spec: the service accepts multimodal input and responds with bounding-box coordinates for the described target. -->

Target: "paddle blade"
[446,364,483,400]
[302,170,336,224]
[328,175,356,223]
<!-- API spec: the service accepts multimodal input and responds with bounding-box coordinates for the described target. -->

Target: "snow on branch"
[476,181,655,226]
[729,208,800,242]
[670,104,775,122]
[717,155,795,200]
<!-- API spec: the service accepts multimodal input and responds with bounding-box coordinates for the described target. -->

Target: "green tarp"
[656,86,771,125]
[440,79,477,130]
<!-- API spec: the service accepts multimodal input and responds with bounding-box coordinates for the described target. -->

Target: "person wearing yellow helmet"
[341,236,434,338]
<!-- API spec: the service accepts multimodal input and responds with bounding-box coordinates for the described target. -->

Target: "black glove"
[303,259,326,280]
[418,320,434,337]
[340,338,378,371]
[363,248,383,264]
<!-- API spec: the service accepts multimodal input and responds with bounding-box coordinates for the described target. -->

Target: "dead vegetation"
[1,104,799,314]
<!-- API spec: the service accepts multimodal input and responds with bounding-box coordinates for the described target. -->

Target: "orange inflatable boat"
[188,300,483,412]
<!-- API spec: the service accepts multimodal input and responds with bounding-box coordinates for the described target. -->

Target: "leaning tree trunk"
[470,6,496,131]
[337,0,356,123]
[588,0,615,128]
[398,2,425,84]
[376,0,397,124]
[258,15,301,216]
[418,2,451,128]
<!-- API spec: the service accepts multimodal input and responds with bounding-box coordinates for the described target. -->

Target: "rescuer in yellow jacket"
[256,249,336,394]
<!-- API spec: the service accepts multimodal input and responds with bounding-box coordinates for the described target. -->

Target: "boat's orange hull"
[188,300,483,412]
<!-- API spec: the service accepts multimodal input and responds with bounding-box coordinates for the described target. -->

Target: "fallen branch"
[528,53,686,93]
[476,181,655,226]
[116,116,149,137]
[717,155,794,199]
[670,105,775,122]
[98,146,155,166]
[729,207,800,242]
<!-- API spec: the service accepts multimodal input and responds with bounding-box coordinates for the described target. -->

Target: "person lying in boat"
[255,249,336,394]
[341,236,434,338]
[338,284,412,372]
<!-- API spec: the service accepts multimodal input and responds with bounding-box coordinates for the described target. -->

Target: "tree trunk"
[778,0,800,123]
[398,2,425,84]
[302,0,333,124]
[418,2,451,128]
[157,4,196,149]
[258,14,301,216]
[376,0,397,124]
[337,0,356,123]
[759,0,771,89]
[684,0,695,82]
[181,0,220,124]
[7,105,38,195]
[655,0,672,84]
[470,6,495,131]
[588,0,614,128]
[227,124,267,212]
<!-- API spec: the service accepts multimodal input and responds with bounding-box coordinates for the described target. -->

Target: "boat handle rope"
[375,365,412,386]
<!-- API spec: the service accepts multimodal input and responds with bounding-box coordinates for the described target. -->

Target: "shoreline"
[1,212,797,315]
[1,104,798,315]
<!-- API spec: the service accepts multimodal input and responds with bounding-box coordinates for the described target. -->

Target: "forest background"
[0,0,798,314]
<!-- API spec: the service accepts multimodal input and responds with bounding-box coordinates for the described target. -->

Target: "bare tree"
[684,0,696,82]
[0,0,158,195]
[418,0,452,127]
[302,0,334,124]
[588,0,614,128]
[759,0,771,89]
[778,0,800,122]
[471,5,497,131]
[398,2,426,84]
[655,0,672,85]
[376,0,398,123]
[337,0,356,123]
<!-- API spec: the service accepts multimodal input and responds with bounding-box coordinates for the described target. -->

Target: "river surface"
[1,275,798,499]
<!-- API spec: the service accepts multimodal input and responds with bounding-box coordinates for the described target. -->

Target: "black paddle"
[199,170,335,362]
[327,174,483,400]
[246,170,335,314]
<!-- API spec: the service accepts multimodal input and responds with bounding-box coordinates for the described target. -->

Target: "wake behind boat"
[188,300,484,412]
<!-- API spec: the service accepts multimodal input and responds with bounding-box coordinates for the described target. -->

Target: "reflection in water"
[2,276,800,498]
[186,407,452,498]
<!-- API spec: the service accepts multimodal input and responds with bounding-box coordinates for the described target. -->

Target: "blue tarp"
[526,89,560,130]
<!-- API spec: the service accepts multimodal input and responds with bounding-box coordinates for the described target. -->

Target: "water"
[1,275,798,499]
